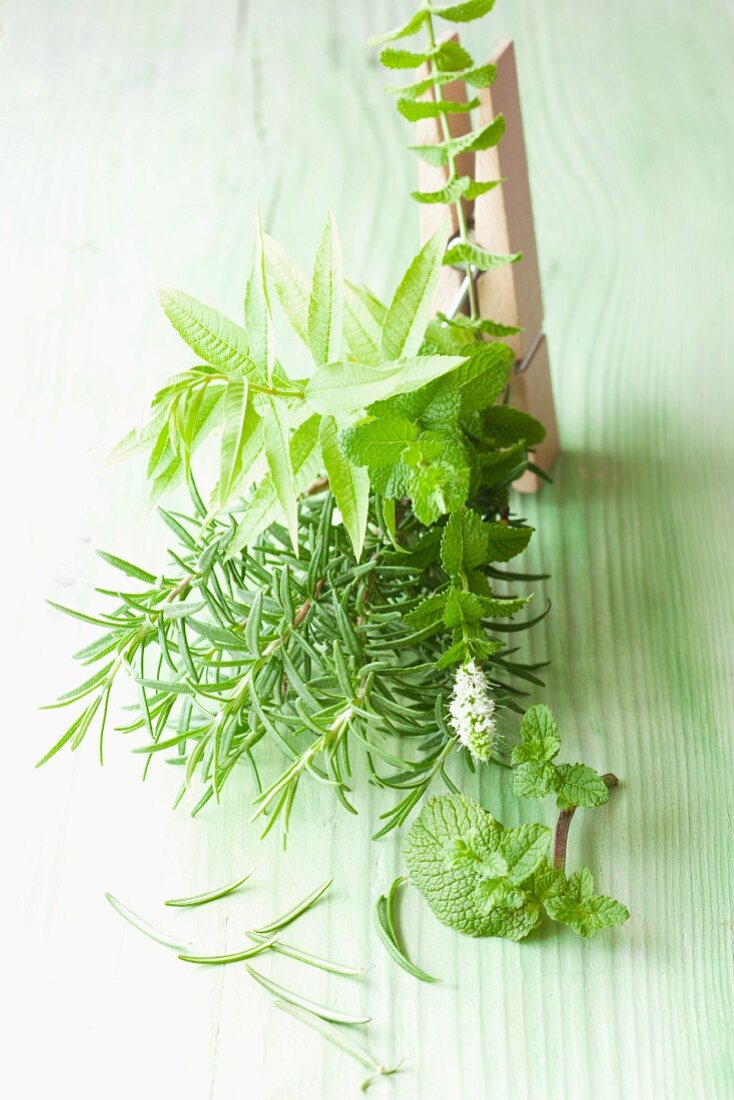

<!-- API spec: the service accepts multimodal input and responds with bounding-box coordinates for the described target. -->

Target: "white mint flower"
[449,660,496,763]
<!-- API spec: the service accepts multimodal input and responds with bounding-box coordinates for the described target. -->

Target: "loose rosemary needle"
[165,867,255,908]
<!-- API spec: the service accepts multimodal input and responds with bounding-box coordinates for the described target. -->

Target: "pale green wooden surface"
[3,1,734,1097]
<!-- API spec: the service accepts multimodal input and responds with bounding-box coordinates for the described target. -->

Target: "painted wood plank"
[3,1,733,1098]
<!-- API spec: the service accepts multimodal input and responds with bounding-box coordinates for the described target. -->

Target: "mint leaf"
[382,224,450,360]
[410,115,505,167]
[368,10,427,45]
[483,405,547,448]
[404,795,546,942]
[444,242,522,271]
[513,761,559,799]
[443,589,483,629]
[429,0,496,22]
[500,823,552,885]
[456,343,513,414]
[555,764,610,810]
[404,592,448,633]
[398,96,478,123]
[440,506,489,576]
[485,522,533,562]
[512,704,561,765]
[403,795,502,937]
[543,868,629,939]
[340,417,417,467]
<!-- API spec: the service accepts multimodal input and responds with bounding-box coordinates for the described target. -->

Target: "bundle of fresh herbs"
[41,0,627,946]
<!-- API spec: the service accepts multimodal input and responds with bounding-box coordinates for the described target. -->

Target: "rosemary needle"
[104,892,188,951]
[375,878,439,983]
[253,878,333,935]
[165,868,255,908]
[246,965,370,1026]
[273,1000,402,1092]
[178,934,278,966]
[246,931,362,976]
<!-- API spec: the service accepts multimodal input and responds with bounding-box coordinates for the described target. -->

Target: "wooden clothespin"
[417,38,559,493]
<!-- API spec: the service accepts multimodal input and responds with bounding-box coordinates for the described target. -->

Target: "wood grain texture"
[3,1,733,1097]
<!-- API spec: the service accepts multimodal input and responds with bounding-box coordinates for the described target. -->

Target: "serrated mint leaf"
[512,704,561,765]
[157,286,258,376]
[368,9,427,45]
[480,594,531,619]
[432,40,473,72]
[398,95,478,123]
[406,452,470,525]
[379,46,429,69]
[404,591,448,632]
[429,0,496,22]
[513,761,559,799]
[483,404,547,448]
[543,867,629,939]
[456,342,513,414]
[485,522,533,562]
[440,506,489,576]
[308,212,343,366]
[555,764,610,810]
[319,415,369,560]
[533,859,567,901]
[410,115,505,168]
[483,901,542,941]
[340,417,417,467]
[403,794,504,938]
[444,242,522,272]
[411,176,472,205]
[443,589,484,629]
[500,822,552,885]
[382,224,450,360]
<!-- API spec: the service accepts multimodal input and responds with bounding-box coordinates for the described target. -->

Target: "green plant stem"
[552,773,619,871]
[424,6,478,320]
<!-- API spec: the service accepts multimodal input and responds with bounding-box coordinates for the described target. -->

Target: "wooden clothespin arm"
[417,38,559,493]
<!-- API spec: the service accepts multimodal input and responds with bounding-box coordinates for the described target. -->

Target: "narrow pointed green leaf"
[247,932,362,976]
[226,415,321,557]
[320,416,369,560]
[219,378,250,504]
[165,868,255,908]
[444,241,522,271]
[263,233,311,347]
[246,966,370,1026]
[262,400,298,553]
[343,282,383,366]
[178,934,278,965]
[104,893,188,951]
[308,212,343,366]
[253,878,333,934]
[96,552,156,584]
[305,355,466,416]
[382,224,450,360]
[157,286,257,374]
[244,211,274,381]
